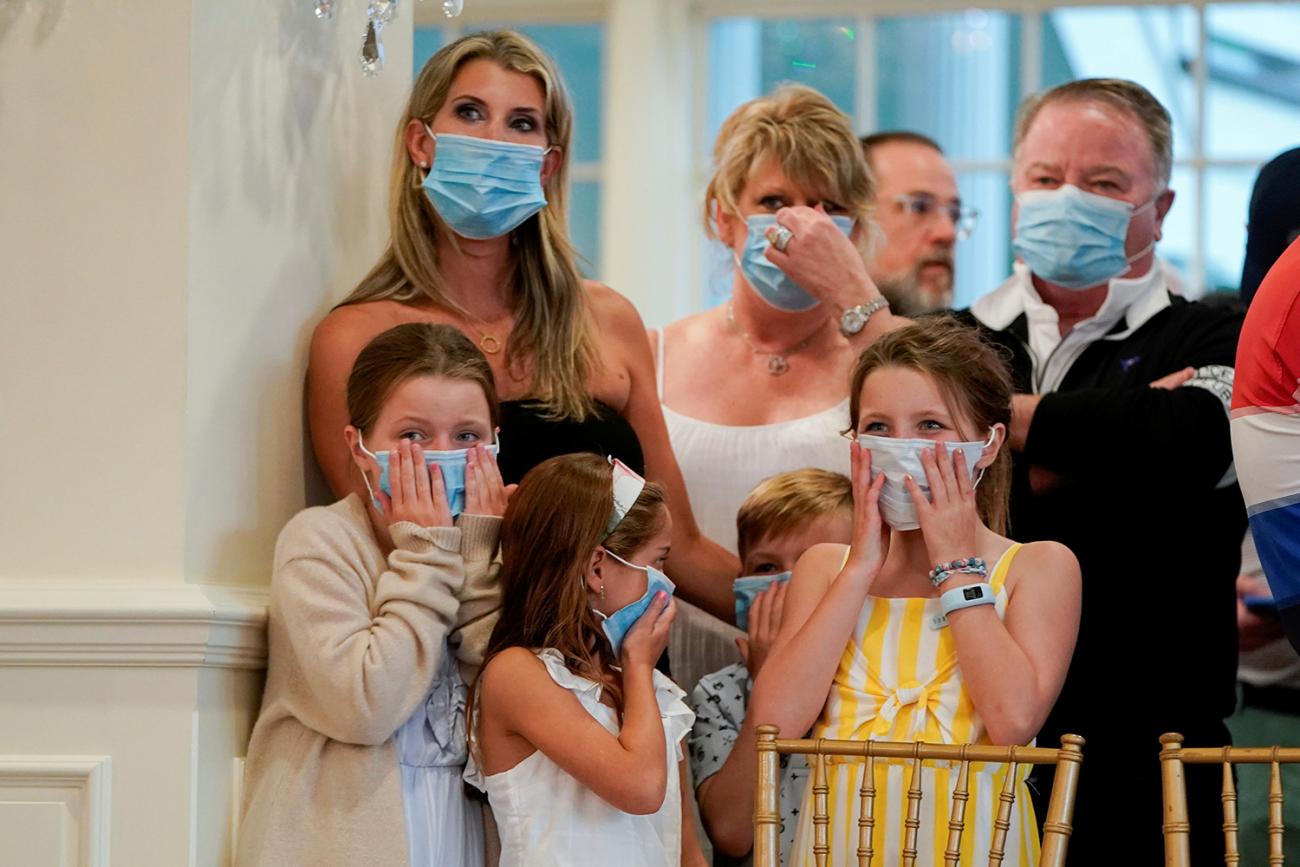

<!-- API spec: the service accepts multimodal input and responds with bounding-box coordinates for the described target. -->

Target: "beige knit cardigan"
[235,494,501,867]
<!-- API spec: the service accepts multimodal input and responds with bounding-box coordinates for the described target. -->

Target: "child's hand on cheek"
[388,439,454,530]
[463,443,514,518]
[621,593,676,671]
[905,442,979,570]
[735,579,787,678]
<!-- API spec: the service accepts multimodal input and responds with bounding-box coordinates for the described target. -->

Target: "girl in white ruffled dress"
[469,453,708,866]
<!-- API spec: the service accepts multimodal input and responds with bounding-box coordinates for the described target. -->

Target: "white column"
[0,1,410,863]
[600,0,698,328]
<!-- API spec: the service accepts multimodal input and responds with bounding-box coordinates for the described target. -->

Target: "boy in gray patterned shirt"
[689,470,852,866]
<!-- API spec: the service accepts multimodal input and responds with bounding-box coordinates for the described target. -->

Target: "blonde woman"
[308,30,737,618]
[651,85,903,556]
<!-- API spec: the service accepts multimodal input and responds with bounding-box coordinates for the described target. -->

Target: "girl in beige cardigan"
[237,324,508,867]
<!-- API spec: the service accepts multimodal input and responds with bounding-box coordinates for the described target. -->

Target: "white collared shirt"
[970,260,1172,394]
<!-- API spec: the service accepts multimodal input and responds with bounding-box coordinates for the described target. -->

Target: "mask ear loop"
[356,433,384,512]
[971,427,998,489]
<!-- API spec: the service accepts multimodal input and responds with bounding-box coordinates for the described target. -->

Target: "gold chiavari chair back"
[753,726,1084,867]
[1160,732,1300,866]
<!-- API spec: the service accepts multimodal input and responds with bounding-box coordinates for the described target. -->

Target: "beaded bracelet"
[929,557,987,587]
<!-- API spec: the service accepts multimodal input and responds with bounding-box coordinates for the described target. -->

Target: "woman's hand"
[763,205,880,311]
[463,443,515,518]
[736,580,788,678]
[842,440,889,582]
[620,592,676,671]
[384,440,454,529]
[906,442,980,571]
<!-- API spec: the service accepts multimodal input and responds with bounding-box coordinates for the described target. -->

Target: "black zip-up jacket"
[956,278,1246,864]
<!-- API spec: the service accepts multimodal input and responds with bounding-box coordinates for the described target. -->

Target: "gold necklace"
[726,302,827,376]
[458,310,508,355]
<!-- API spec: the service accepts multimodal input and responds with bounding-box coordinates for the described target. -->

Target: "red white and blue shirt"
[1232,236,1300,641]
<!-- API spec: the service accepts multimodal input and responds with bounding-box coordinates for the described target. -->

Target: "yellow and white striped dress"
[789,544,1037,867]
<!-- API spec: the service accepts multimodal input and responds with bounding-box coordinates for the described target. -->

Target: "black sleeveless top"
[496,399,645,486]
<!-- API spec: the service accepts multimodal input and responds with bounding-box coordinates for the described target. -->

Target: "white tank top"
[657,330,851,553]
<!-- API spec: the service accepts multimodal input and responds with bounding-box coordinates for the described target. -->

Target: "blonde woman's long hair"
[340,29,597,420]
[704,84,878,258]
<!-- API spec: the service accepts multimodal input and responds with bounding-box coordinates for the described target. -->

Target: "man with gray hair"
[963,79,1244,864]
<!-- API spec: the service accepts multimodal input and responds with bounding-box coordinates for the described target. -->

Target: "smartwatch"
[938,582,996,619]
[839,298,890,337]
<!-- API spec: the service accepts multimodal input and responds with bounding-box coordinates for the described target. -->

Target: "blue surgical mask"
[733,572,791,631]
[1012,184,1154,290]
[858,431,995,531]
[357,434,500,519]
[422,131,549,240]
[736,214,855,311]
[595,549,676,658]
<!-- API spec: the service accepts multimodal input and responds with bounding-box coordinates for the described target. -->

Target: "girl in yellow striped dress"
[751,318,1081,866]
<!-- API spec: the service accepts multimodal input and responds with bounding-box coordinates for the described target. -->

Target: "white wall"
[184,0,411,587]
[0,0,193,582]
[0,0,411,863]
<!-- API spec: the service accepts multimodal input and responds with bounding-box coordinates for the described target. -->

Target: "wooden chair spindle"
[1221,750,1240,866]
[813,742,829,867]
[901,742,925,867]
[988,746,1019,867]
[944,747,972,867]
[856,742,875,867]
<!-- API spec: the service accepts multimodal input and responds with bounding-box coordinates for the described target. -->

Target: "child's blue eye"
[919,420,945,431]
[401,431,427,441]
[863,421,887,433]
[455,431,482,443]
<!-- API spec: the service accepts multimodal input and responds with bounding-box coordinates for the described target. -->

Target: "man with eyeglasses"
[962,79,1245,866]
[860,131,976,316]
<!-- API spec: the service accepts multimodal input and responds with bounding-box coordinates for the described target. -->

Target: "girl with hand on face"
[308,30,738,621]
[750,318,1081,867]
[238,323,508,867]
[469,453,707,867]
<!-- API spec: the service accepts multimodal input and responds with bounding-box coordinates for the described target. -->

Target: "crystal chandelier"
[312,0,466,76]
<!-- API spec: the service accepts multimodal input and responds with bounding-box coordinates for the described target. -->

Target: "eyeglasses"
[892,193,979,241]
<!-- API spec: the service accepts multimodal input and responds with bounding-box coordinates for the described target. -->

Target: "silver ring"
[769,224,794,252]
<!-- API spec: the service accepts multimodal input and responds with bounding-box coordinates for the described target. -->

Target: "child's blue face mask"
[732,572,792,631]
[595,549,676,658]
[357,434,499,518]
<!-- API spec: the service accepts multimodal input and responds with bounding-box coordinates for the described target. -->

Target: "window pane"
[1205,4,1300,160]
[953,171,1013,308]
[1204,165,1259,296]
[1042,6,1196,162]
[413,28,445,73]
[707,17,856,154]
[569,180,602,278]
[471,24,605,164]
[875,11,1022,162]
[1157,166,1198,293]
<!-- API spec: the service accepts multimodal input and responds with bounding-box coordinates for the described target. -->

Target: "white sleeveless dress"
[467,648,695,866]
[656,330,851,553]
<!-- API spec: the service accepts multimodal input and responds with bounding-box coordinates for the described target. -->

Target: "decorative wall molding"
[0,581,268,669]
[0,755,111,867]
